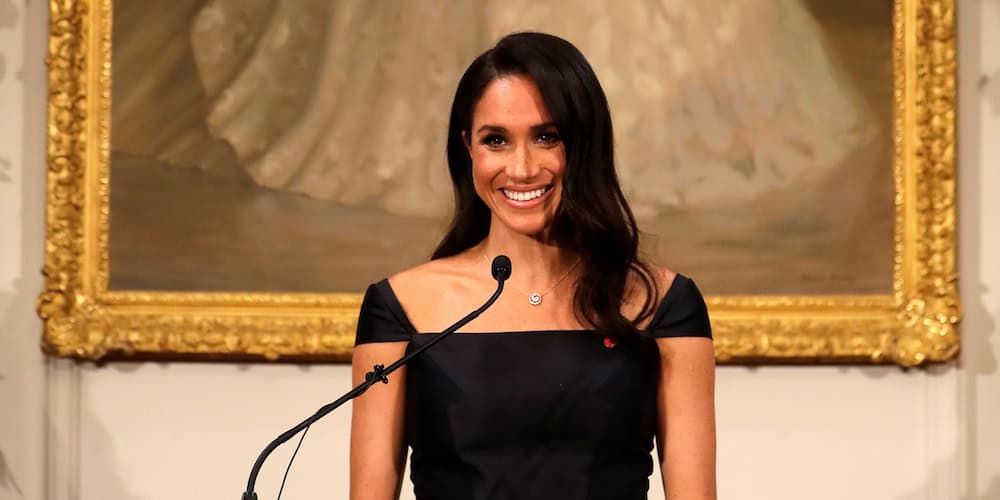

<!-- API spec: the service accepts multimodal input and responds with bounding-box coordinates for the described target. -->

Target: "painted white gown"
[189,0,877,219]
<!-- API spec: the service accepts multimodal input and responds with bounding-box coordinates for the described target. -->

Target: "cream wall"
[1,1,999,499]
[0,0,46,499]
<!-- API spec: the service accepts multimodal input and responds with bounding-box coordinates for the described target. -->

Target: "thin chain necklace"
[482,251,581,306]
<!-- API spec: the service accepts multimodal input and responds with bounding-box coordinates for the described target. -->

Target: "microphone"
[240,255,511,500]
[491,254,511,282]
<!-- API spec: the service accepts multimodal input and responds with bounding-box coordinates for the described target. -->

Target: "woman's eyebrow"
[530,121,558,132]
[475,122,557,134]
[476,125,506,134]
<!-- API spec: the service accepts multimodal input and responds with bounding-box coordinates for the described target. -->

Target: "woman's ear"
[461,130,471,151]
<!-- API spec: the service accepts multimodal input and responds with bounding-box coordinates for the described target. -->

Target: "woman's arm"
[655,336,717,499]
[349,341,410,500]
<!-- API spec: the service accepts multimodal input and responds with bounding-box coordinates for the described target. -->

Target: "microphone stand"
[240,275,507,500]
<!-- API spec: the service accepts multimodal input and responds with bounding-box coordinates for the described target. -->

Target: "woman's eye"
[538,132,561,145]
[482,135,506,147]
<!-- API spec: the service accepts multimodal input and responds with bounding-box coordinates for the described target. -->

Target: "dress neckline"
[375,273,688,336]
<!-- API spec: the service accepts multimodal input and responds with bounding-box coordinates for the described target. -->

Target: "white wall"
[0,0,47,499]
[1,1,999,499]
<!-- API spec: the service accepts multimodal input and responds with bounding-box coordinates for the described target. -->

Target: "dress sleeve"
[648,275,713,339]
[354,281,413,345]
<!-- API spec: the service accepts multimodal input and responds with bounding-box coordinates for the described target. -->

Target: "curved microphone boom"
[240,256,511,500]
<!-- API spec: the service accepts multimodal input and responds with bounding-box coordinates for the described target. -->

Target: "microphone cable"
[275,425,310,500]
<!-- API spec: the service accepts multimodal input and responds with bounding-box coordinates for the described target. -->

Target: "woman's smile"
[500,185,552,206]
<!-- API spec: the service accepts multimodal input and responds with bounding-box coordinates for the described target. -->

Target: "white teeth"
[502,187,549,202]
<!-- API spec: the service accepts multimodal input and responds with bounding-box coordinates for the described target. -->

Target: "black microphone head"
[491,255,512,282]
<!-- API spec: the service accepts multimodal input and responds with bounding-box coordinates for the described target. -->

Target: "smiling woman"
[428,34,665,339]
[349,32,716,500]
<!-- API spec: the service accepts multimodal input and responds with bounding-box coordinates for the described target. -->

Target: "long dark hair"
[432,32,658,341]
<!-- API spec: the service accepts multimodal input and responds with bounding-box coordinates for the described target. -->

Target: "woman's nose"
[508,144,539,180]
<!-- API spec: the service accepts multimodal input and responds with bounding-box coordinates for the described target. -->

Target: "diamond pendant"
[528,293,542,306]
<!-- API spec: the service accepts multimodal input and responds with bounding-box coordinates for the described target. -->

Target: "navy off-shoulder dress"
[354,274,712,500]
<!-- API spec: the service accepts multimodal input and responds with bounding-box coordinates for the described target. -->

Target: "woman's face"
[466,75,566,238]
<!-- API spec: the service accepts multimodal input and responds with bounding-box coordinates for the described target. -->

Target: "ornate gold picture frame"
[39,0,958,365]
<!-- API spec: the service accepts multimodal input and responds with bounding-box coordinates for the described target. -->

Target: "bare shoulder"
[625,262,678,326]
[647,263,678,297]
[388,258,447,291]
[388,256,464,302]
[385,252,486,331]
[632,262,678,305]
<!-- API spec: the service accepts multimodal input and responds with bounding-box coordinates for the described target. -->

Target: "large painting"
[38,0,959,365]
[109,0,894,296]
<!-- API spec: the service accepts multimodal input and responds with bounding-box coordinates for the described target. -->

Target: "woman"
[350,32,715,500]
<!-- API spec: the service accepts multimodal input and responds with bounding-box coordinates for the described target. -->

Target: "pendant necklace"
[482,252,581,306]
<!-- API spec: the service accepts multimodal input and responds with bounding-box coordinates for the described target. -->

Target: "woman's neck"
[478,226,579,291]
